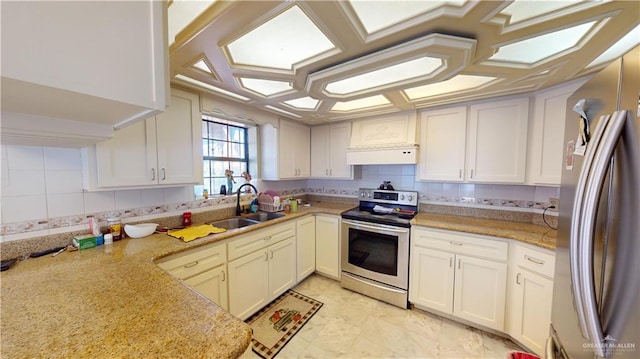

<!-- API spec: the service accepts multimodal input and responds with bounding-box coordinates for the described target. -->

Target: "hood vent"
[346,111,418,165]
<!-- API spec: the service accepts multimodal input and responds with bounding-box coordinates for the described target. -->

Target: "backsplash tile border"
[1,186,555,239]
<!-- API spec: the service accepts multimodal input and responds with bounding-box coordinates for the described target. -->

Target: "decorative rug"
[246,290,323,359]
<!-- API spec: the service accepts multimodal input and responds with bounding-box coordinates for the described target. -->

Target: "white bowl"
[124,223,158,238]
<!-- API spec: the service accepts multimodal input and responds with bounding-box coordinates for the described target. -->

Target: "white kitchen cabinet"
[156,241,228,310]
[81,88,202,190]
[311,123,352,179]
[227,222,296,320]
[410,227,508,331]
[507,243,555,356]
[1,1,168,147]
[466,98,529,183]
[417,106,467,181]
[527,80,585,185]
[315,214,340,279]
[261,120,310,180]
[296,216,316,282]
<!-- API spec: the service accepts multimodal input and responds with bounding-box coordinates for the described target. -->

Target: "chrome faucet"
[236,183,258,215]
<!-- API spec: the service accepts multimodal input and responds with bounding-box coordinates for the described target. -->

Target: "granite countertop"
[412,213,557,250]
[0,203,353,359]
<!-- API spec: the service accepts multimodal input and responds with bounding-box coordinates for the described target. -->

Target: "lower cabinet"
[315,214,340,279]
[227,224,296,320]
[183,266,228,311]
[410,227,508,331]
[507,243,555,356]
[296,216,316,282]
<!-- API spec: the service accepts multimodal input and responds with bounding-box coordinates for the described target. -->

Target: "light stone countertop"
[1,203,555,358]
[0,203,352,359]
[412,213,557,250]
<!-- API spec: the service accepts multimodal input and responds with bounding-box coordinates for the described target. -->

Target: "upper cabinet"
[0,1,168,147]
[527,80,586,186]
[261,120,310,180]
[81,88,202,190]
[417,98,529,183]
[311,122,352,179]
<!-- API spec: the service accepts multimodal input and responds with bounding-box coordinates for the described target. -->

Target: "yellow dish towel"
[168,224,226,242]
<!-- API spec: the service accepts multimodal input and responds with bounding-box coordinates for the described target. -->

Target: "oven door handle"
[341,219,410,234]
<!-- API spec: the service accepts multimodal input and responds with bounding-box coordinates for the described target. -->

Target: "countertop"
[412,213,557,250]
[0,203,351,359]
[1,203,555,358]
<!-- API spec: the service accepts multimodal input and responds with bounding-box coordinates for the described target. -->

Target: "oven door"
[340,219,410,289]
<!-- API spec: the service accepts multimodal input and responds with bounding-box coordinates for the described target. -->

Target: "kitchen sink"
[245,212,285,222]
[209,217,259,230]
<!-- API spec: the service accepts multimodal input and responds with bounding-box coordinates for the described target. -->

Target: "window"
[201,117,249,195]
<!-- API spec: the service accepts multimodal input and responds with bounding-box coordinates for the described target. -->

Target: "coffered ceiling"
[168,0,639,124]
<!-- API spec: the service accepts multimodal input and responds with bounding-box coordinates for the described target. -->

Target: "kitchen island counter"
[412,212,557,250]
[0,202,353,359]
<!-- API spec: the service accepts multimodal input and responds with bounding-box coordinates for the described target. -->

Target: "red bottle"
[182,212,192,226]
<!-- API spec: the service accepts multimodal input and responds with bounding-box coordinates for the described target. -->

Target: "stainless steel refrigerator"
[546,46,639,359]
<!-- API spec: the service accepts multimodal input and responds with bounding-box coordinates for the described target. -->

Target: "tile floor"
[241,274,524,359]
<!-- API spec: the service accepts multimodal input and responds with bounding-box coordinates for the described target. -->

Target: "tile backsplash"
[1,145,558,242]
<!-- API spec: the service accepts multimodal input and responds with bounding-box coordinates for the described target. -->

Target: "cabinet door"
[295,124,311,177]
[417,106,467,182]
[227,249,270,320]
[268,237,296,299]
[183,265,229,311]
[510,270,554,356]
[409,246,455,314]
[278,121,300,178]
[467,98,529,183]
[296,216,316,282]
[315,215,340,279]
[311,125,330,177]
[453,254,507,331]
[328,122,352,178]
[155,89,202,185]
[95,117,157,187]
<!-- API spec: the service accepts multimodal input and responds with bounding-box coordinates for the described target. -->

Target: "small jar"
[182,212,192,226]
[103,233,113,245]
[107,218,123,241]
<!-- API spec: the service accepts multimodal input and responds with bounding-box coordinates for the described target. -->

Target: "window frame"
[201,117,249,195]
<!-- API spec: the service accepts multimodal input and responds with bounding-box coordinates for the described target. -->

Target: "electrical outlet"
[549,198,559,211]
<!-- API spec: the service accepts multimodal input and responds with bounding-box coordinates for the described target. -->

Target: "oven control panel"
[358,188,418,206]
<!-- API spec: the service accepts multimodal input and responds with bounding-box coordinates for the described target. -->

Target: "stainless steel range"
[340,188,418,308]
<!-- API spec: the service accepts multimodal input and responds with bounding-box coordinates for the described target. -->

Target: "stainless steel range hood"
[346,111,418,165]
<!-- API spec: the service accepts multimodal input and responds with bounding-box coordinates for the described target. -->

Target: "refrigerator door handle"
[570,114,611,339]
[579,111,627,358]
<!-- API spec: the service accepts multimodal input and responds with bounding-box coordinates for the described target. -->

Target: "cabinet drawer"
[412,227,508,262]
[515,245,555,278]
[156,241,226,280]
[228,222,295,261]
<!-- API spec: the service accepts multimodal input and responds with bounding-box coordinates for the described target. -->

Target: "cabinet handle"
[458,258,462,270]
[221,270,226,282]
[516,272,522,285]
[264,251,268,261]
[161,168,166,180]
[470,169,474,178]
[449,257,453,267]
[264,235,272,241]
[525,255,545,265]
[325,169,329,175]
[449,241,463,246]
[459,169,462,179]
[184,261,199,268]
[270,250,274,259]
[151,168,156,181]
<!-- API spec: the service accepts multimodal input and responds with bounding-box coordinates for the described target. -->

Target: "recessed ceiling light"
[489,21,598,64]
[332,95,391,112]
[499,0,582,24]
[284,97,320,110]
[174,75,250,101]
[265,105,301,118]
[588,24,640,68]
[239,78,292,96]
[404,75,497,100]
[168,1,215,45]
[325,57,443,95]
[193,59,212,73]
[226,5,337,70]
[348,0,467,34]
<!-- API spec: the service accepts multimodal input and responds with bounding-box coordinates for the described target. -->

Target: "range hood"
[346,111,418,165]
